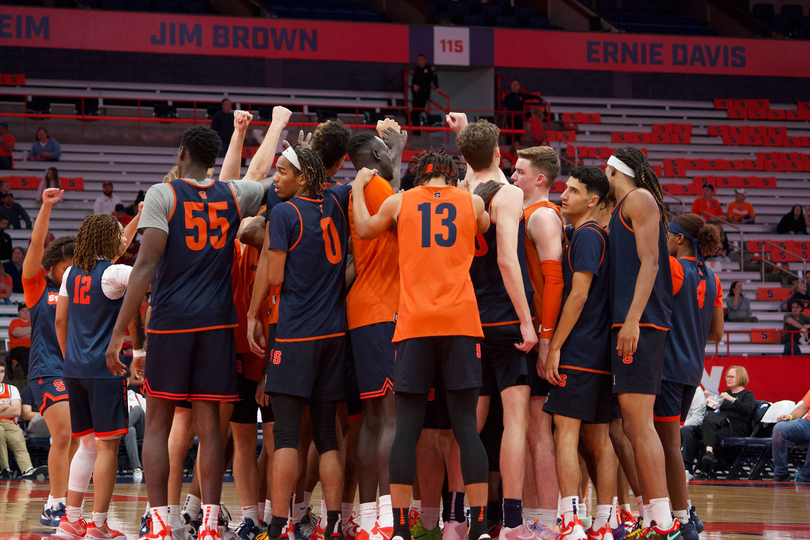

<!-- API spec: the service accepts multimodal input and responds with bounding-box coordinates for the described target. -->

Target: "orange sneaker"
[85,520,127,540]
[199,525,223,540]
[53,517,87,540]
[344,514,359,540]
[373,522,393,540]
[408,509,420,531]
[587,524,614,540]
[310,518,327,540]
[558,517,587,540]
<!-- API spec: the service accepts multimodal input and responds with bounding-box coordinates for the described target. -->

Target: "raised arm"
[116,202,144,261]
[352,168,402,240]
[244,106,293,182]
[23,188,63,279]
[219,110,253,182]
[381,127,408,192]
[545,271,594,385]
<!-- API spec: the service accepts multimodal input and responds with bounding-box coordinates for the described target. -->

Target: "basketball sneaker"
[411,520,442,540]
[499,524,536,540]
[141,515,153,540]
[144,524,172,540]
[235,518,262,540]
[41,501,66,527]
[200,525,223,540]
[52,516,87,540]
[558,517,587,540]
[687,507,703,534]
[372,520,393,540]
[525,519,557,540]
[442,521,467,540]
[640,520,682,540]
[586,524,613,540]
[618,510,636,531]
[85,520,127,540]
[611,523,626,540]
[677,520,698,540]
[343,514,359,540]
[408,509,421,531]
[173,522,199,540]
[310,516,327,540]
[181,509,202,538]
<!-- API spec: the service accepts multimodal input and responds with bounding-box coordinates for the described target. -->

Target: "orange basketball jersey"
[232,240,273,381]
[393,185,483,342]
[523,200,564,334]
[347,174,400,330]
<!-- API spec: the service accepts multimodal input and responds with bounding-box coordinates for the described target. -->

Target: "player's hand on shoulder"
[473,179,503,208]
[42,188,63,205]
[354,168,377,188]
[233,110,254,132]
[272,106,293,126]
[445,112,468,134]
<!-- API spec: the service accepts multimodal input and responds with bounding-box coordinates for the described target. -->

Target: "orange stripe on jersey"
[611,323,670,331]
[275,332,346,343]
[147,323,238,334]
[670,256,685,296]
[559,365,611,375]
[286,201,304,251]
[181,177,215,188]
[394,185,483,341]
[226,182,242,221]
[167,182,177,222]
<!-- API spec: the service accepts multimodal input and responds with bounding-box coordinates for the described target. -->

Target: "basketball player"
[53,212,141,540]
[655,214,723,540]
[605,147,678,539]
[451,113,536,538]
[351,151,491,540]
[542,166,616,540]
[106,109,290,540]
[510,146,564,532]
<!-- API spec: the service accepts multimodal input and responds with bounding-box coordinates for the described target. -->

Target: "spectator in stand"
[783,299,810,355]
[771,388,810,483]
[0,180,9,196]
[500,156,514,178]
[27,127,61,162]
[123,380,146,482]
[0,363,43,479]
[112,203,132,226]
[36,167,61,203]
[0,264,12,305]
[27,230,56,251]
[781,280,810,311]
[93,180,122,215]
[126,190,146,217]
[502,80,537,143]
[502,139,521,166]
[211,98,235,157]
[7,303,31,379]
[400,161,417,191]
[20,383,49,439]
[691,184,723,221]
[707,224,732,262]
[681,385,707,479]
[4,247,24,293]
[700,366,756,475]
[410,54,440,135]
[777,205,807,235]
[0,193,31,229]
[527,106,547,146]
[727,188,755,223]
[0,217,12,261]
[725,281,758,322]
[0,122,14,170]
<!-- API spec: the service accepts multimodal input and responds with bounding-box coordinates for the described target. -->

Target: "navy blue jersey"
[470,200,534,325]
[608,189,672,329]
[149,178,242,333]
[24,268,63,380]
[560,223,611,372]
[664,257,722,386]
[269,184,351,340]
[63,263,126,380]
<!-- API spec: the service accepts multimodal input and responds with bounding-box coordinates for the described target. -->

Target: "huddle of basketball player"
[24,105,724,540]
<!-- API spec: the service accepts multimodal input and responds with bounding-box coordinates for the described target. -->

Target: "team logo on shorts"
[622,355,633,364]
[199,190,208,199]
[558,374,567,387]
[476,344,481,358]
[428,387,435,401]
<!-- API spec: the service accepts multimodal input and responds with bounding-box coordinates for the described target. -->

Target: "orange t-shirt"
[394,185,482,342]
[0,134,14,157]
[347,175,400,330]
[727,201,755,221]
[524,200,564,338]
[691,197,723,218]
[231,241,272,382]
[8,318,30,349]
[0,274,12,298]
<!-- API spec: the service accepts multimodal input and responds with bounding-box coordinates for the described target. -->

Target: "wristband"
[789,414,794,420]
[133,349,146,358]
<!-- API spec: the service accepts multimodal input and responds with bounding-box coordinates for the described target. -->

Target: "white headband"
[607,155,635,178]
[282,146,301,171]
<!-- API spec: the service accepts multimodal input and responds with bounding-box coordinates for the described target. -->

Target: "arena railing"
[759,240,807,282]
[496,74,551,133]
[700,211,746,273]
[710,329,806,357]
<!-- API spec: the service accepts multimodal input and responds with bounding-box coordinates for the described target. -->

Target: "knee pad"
[68,435,97,493]
[312,429,339,455]
[272,422,301,451]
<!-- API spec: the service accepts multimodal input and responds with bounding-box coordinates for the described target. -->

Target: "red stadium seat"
[751,329,778,343]
[757,286,790,301]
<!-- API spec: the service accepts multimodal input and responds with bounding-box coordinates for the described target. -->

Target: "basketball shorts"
[423,373,451,430]
[350,322,395,400]
[32,376,69,414]
[394,335,481,394]
[479,324,531,396]
[543,369,613,424]
[144,328,237,401]
[611,327,668,395]
[265,335,347,402]
[527,349,552,398]
[653,381,697,423]
[65,377,129,438]
[231,371,273,424]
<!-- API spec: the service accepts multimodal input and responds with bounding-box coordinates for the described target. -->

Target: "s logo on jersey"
[622,355,633,364]
[47,292,59,305]
[433,192,442,198]
[199,190,208,200]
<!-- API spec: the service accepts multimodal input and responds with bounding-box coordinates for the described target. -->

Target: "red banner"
[702,356,809,403]
[0,6,409,63]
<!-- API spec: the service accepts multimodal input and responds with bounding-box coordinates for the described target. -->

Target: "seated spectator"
[707,224,732,263]
[527,106,547,146]
[19,383,49,439]
[700,365,756,475]
[123,379,146,482]
[777,205,807,235]
[502,139,521,166]
[681,385,707,477]
[500,156,514,178]
[7,303,31,378]
[36,167,61,203]
[0,217,11,261]
[27,127,61,162]
[725,281,758,322]
[783,299,810,355]
[727,188,755,223]
[0,363,43,479]
[0,193,32,229]
[4,247,25,293]
[771,388,810,483]
[112,203,132,226]
[126,190,146,217]
[0,180,8,196]
[0,122,14,170]
[27,230,56,251]
[93,181,122,215]
[691,184,723,221]
[0,264,12,305]
[781,280,810,312]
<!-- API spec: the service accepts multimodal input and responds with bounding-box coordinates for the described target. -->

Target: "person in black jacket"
[700,365,756,473]
[776,205,807,235]
[410,54,439,135]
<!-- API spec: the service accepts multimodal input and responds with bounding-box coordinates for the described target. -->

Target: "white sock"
[152,506,170,534]
[378,495,393,528]
[258,502,265,521]
[410,500,421,514]
[203,504,220,530]
[264,500,273,524]
[422,506,440,530]
[609,502,619,529]
[649,498,673,529]
[243,505,259,525]
[168,505,181,527]
[643,505,651,523]
[673,509,688,523]
[66,505,82,523]
[561,496,579,525]
[635,496,644,519]
[143,503,151,519]
[342,503,354,526]
[92,511,107,527]
[359,503,376,532]
[592,505,611,531]
[538,508,557,525]
[51,496,66,510]
[522,507,538,521]
[577,503,588,519]
[293,499,306,522]
[304,491,313,510]
[319,500,327,529]
[184,494,202,518]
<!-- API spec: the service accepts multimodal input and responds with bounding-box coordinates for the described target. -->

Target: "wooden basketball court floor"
[1,478,808,539]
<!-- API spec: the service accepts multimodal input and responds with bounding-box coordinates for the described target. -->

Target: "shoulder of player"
[490,182,523,213]
[622,188,659,217]
[571,223,605,246]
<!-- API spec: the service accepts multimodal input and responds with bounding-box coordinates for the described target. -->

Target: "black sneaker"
[678,520,698,540]
[688,506,703,534]
[0,468,13,479]
[772,473,793,482]
[21,465,48,480]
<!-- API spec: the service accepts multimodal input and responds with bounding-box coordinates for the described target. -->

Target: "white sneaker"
[133,468,144,482]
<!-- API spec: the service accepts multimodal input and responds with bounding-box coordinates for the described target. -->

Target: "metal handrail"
[711,328,808,357]
[760,240,807,282]
[403,69,451,143]
[495,74,551,132]
[700,211,745,272]
[663,192,687,215]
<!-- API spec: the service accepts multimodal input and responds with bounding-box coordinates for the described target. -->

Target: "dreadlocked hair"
[313,120,352,169]
[672,213,721,259]
[41,235,76,271]
[180,126,222,169]
[413,149,459,186]
[73,214,124,274]
[613,146,668,228]
[292,146,327,198]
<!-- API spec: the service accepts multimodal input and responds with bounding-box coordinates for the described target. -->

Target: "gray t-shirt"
[139,178,265,233]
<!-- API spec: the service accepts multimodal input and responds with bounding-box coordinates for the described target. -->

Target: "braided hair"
[180,126,222,169]
[671,213,721,259]
[291,146,327,198]
[613,146,668,228]
[41,235,76,271]
[73,214,124,274]
[412,149,459,186]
